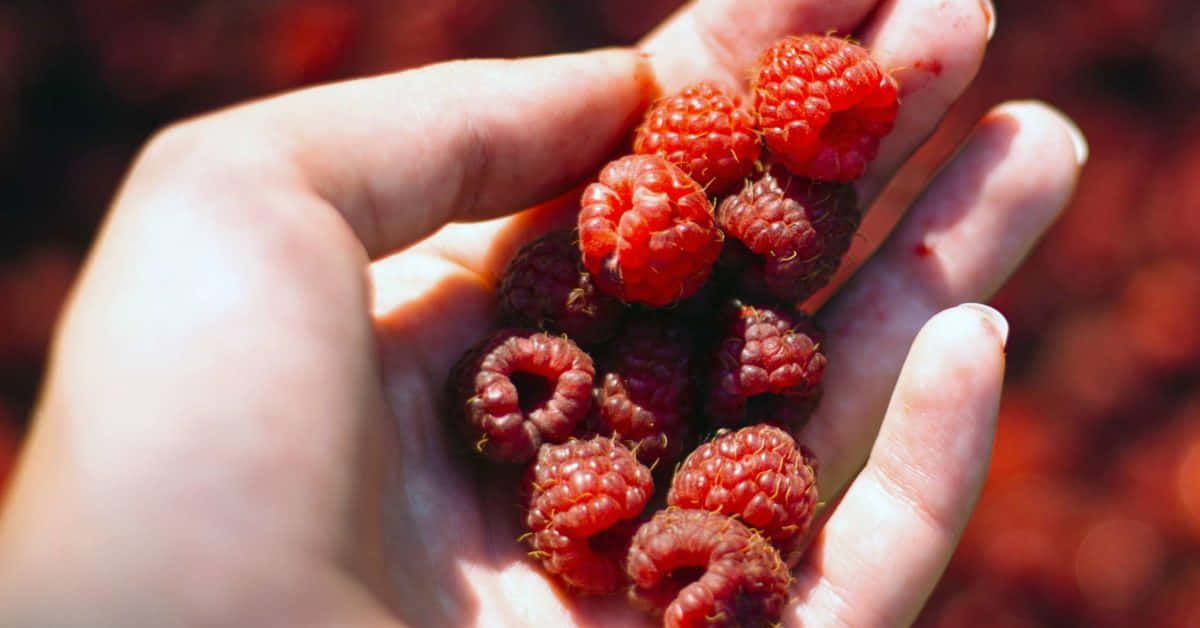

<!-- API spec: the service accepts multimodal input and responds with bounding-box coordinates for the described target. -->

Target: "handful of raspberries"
[447,34,898,627]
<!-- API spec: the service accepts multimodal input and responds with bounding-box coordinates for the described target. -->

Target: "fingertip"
[857,0,992,198]
[919,100,1081,255]
[1025,102,1089,166]
[918,304,1007,352]
[889,306,1007,429]
[585,46,663,124]
[956,303,1008,349]
[989,99,1089,166]
[902,305,1007,410]
[274,46,665,257]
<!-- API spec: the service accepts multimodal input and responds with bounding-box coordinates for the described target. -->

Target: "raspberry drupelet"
[520,437,654,594]
[707,301,826,430]
[578,154,725,307]
[717,166,860,305]
[447,329,595,463]
[626,508,792,627]
[668,424,819,566]
[497,229,625,346]
[633,81,762,195]
[752,34,899,182]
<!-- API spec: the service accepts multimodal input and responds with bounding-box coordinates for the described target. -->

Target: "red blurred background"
[1,1,1197,624]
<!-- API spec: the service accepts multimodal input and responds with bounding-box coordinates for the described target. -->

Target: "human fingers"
[391,0,880,280]
[411,0,992,281]
[853,0,993,200]
[2,43,660,618]
[640,0,878,91]
[789,304,1006,626]
[801,102,1085,497]
[646,0,990,201]
[28,48,659,491]
[174,48,656,259]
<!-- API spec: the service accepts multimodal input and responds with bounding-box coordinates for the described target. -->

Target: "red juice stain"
[914,242,933,257]
[913,59,944,76]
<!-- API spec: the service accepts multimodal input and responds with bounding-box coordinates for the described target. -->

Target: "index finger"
[166,48,657,259]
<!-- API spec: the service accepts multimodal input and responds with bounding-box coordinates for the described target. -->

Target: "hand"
[0,0,1085,625]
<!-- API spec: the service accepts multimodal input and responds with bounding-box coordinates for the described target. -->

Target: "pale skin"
[0,0,1085,626]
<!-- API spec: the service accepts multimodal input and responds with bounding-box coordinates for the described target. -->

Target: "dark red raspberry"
[752,34,899,182]
[447,329,594,463]
[520,437,654,594]
[497,229,625,346]
[668,425,819,566]
[592,315,697,468]
[578,154,725,307]
[626,508,791,627]
[633,81,762,195]
[708,301,825,429]
[717,167,860,305]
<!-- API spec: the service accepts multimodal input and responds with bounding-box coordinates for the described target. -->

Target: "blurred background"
[0,0,1197,624]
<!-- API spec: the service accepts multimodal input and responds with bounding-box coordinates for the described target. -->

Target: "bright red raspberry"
[626,508,791,627]
[497,229,625,346]
[752,34,899,182]
[633,81,762,195]
[708,301,826,430]
[717,167,860,305]
[578,154,725,307]
[592,314,697,468]
[520,437,654,594]
[447,329,594,463]
[668,425,819,566]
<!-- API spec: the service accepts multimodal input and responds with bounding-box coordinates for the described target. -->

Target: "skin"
[0,0,1085,626]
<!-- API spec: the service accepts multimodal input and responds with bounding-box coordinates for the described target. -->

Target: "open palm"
[0,1,1084,626]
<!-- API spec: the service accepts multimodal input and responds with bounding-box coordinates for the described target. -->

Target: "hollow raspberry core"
[448,329,594,463]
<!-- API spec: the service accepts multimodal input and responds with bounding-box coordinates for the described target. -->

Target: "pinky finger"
[788,303,1008,627]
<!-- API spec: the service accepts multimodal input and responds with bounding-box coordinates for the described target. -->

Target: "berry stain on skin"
[913,59,944,77]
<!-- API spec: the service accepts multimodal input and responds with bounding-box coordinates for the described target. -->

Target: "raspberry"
[717,167,860,305]
[520,436,654,594]
[633,81,762,195]
[668,425,819,566]
[497,229,625,346]
[578,154,725,307]
[707,301,826,429]
[626,508,791,627]
[752,34,899,182]
[447,329,595,463]
[592,314,697,468]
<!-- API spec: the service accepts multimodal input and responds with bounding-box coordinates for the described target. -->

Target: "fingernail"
[983,0,996,41]
[1064,116,1089,165]
[961,303,1008,347]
